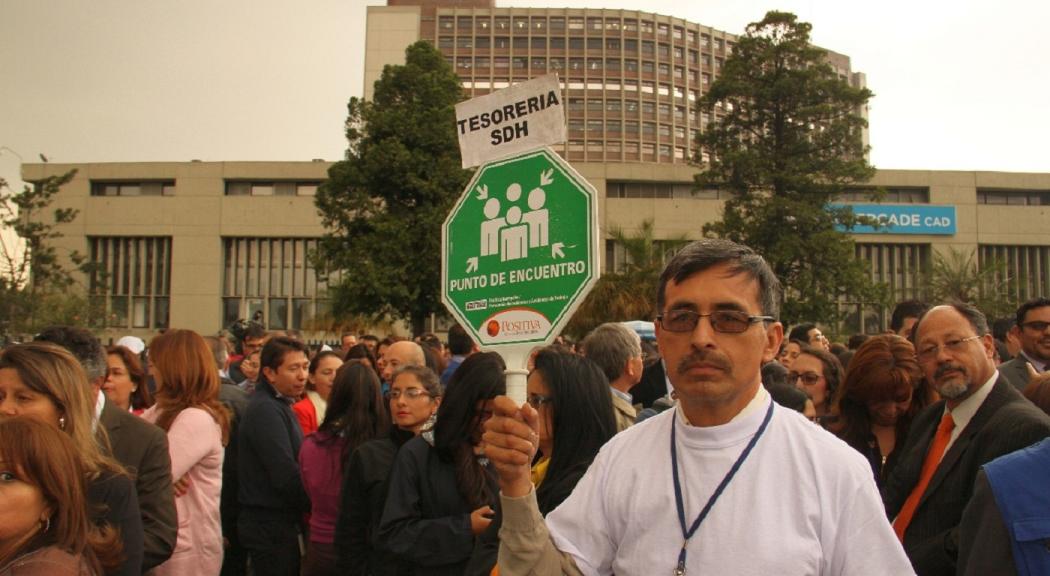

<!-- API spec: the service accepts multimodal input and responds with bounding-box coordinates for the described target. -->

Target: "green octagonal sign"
[442,147,599,347]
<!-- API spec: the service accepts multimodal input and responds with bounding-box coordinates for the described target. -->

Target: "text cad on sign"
[442,148,597,347]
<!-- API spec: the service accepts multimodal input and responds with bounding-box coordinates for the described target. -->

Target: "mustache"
[676,349,732,375]
[934,363,966,379]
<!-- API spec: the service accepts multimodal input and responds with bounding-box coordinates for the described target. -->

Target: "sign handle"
[486,345,532,405]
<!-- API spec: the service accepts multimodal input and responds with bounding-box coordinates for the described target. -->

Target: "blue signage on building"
[832,204,956,235]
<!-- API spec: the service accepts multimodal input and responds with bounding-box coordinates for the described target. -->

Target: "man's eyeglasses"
[389,388,432,400]
[916,335,981,363]
[526,393,554,408]
[787,372,823,386]
[1021,321,1050,332]
[656,309,774,334]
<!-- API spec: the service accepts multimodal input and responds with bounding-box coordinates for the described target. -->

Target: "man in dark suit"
[36,326,177,572]
[882,303,1050,576]
[998,297,1050,391]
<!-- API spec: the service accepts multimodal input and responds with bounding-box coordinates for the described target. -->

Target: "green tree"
[0,170,98,339]
[565,219,687,338]
[696,11,884,326]
[315,41,471,335]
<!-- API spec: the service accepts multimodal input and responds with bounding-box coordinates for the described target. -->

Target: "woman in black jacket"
[528,347,617,516]
[377,352,506,576]
[335,364,442,576]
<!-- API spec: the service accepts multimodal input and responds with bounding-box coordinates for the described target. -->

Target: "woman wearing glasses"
[378,352,506,575]
[787,345,843,422]
[335,364,441,576]
[300,363,387,576]
[527,347,617,516]
[832,335,929,485]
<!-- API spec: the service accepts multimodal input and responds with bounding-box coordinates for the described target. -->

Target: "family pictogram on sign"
[478,169,553,263]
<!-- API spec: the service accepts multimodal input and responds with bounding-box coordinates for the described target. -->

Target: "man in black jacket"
[237,336,312,576]
[882,303,1050,575]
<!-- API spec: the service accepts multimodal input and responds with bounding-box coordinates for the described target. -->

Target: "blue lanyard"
[670,399,774,576]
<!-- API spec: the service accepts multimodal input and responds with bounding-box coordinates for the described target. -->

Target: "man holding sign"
[483,239,913,575]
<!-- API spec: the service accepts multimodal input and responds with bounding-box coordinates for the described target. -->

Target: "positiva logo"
[479,308,553,343]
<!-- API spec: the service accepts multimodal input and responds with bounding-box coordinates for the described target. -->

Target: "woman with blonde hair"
[0,342,140,575]
[142,329,231,576]
[0,417,123,575]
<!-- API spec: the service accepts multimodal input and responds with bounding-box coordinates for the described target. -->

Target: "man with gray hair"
[581,323,644,432]
[483,239,912,575]
[35,325,177,572]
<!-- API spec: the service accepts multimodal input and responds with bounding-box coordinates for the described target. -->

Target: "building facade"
[21,160,1050,340]
[17,1,1050,340]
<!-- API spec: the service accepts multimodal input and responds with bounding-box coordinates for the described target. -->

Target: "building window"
[838,188,930,203]
[977,189,1050,205]
[89,237,172,329]
[843,243,930,334]
[980,244,1050,304]
[91,181,175,197]
[222,237,339,331]
[225,180,323,196]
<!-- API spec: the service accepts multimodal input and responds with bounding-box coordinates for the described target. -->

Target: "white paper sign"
[455,74,566,169]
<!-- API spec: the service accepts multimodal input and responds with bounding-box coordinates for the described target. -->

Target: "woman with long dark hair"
[831,334,929,485]
[336,364,442,576]
[142,329,230,576]
[377,352,506,575]
[528,348,617,516]
[299,363,388,576]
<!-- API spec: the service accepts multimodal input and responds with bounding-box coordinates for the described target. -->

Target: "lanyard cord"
[671,399,775,575]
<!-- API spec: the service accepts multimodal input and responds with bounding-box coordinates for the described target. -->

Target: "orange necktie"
[893,411,955,541]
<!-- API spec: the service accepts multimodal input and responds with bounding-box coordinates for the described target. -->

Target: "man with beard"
[483,239,912,575]
[882,302,1050,576]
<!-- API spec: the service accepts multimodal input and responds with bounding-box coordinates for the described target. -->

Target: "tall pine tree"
[315,41,470,335]
[696,11,883,327]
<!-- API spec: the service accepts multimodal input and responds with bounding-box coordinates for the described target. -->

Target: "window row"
[567,98,697,120]
[450,54,711,80]
[436,15,734,51]
[568,119,690,138]
[977,189,1050,205]
[225,181,320,197]
[459,76,700,102]
[838,187,930,203]
[979,244,1050,305]
[605,182,735,199]
[89,236,172,329]
[222,237,342,331]
[565,141,691,161]
[438,36,720,64]
[91,181,175,197]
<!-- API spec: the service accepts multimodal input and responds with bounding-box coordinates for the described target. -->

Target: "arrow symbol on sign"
[540,169,554,186]
[475,184,489,200]
[551,243,565,259]
[466,257,478,273]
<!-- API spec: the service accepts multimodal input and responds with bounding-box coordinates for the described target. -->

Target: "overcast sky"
[2,0,1048,194]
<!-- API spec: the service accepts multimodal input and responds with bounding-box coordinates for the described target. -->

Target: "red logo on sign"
[486,320,500,337]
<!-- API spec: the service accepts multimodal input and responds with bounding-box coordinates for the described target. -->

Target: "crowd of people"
[3,238,1050,575]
